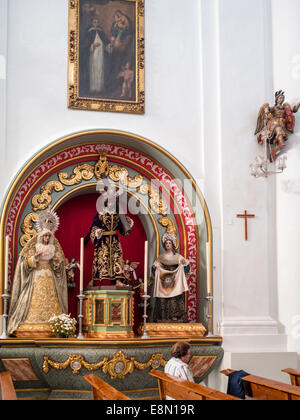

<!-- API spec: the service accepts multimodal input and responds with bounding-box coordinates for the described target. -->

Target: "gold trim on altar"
[14,323,55,339]
[144,323,206,338]
[19,153,177,254]
[43,351,167,379]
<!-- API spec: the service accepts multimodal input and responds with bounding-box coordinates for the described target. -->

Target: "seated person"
[164,341,194,400]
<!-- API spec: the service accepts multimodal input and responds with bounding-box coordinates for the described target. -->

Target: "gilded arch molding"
[19,154,177,253]
[51,183,161,258]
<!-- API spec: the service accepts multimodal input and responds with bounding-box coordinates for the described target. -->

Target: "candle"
[4,236,9,291]
[80,237,84,292]
[144,241,148,294]
[206,242,211,295]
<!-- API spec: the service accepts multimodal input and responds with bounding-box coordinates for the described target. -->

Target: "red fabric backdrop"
[55,193,147,332]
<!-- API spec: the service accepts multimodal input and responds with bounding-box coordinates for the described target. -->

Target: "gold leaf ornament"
[109,165,143,188]
[43,354,108,375]
[102,351,134,379]
[139,184,168,215]
[58,164,95,186]
[158,216,179,250]
[31,181,64,211]
[95,153,109,180]
[42,351,167,379]
[20,212,38,247]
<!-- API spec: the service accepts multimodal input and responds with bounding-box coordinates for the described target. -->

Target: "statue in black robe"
[85,184,133,286]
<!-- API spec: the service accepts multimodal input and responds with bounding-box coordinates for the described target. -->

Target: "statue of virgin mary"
[7,209,68,338]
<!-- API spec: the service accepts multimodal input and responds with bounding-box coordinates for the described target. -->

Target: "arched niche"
[0,130,212,326]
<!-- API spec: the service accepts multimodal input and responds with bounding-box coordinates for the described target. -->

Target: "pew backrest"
[0,371,17,400]
[149,369,240,400]
[242,374,300,400]
[221,369,300,400]
[282,368,300,387]
[84,374,130,400]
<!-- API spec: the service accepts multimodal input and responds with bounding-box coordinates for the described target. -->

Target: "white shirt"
[164,357,194,400]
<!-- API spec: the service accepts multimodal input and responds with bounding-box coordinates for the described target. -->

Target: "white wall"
[1,0,203,202]
[201,0,286,354]
[2,0,300,372]
[0,0,8,203]
[272,0,300,363]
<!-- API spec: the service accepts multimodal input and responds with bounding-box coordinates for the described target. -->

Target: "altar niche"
[0,130,213,340]
[55,192,146,335]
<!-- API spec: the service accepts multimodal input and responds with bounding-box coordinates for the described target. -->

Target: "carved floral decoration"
[43,351,167,379]
[20,153,177,249]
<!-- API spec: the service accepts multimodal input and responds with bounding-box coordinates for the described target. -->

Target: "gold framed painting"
[108,298,126,326]
[68,0,145,114]
[93,298,106,325]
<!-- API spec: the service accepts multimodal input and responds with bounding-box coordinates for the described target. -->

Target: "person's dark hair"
[171,342,190,359]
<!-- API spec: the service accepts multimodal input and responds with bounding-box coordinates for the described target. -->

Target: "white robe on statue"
[89,32,105,93]
[153,253,189,298]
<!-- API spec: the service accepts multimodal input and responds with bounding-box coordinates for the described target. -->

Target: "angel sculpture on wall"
[255,90,300,163]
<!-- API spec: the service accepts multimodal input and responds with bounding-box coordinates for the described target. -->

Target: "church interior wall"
[0,0,8,205]
[1,0,203,200]
[272,0,300,365]
[1,0,300,394]
[202,0,284,349]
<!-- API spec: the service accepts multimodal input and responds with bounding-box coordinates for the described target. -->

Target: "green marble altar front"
[0,337,223,400]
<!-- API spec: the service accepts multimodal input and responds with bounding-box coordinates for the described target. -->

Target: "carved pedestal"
[144,322,206,338]
[82,287,135,339]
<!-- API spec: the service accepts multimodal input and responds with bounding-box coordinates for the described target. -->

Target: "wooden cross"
[236,210,255,241]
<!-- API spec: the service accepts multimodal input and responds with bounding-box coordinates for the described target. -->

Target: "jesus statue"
[85,182,133,286]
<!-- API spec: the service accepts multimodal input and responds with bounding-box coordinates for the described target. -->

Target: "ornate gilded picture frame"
[94,298,106,325]
[68,0,145,114]
[109,299,123,325]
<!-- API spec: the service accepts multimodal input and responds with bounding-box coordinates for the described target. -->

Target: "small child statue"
[65,257,80,289]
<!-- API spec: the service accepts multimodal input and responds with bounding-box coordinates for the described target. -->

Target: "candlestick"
[80,237,84,291]
[144,241,148,294]
[141,294,150,339]
[205,295,214,337]
[77,292,86,340]
[206,242,211,295]
[0,291,10,340]
[4,236,9,291]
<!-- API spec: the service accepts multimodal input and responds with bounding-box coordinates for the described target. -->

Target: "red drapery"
[56,193,147,333]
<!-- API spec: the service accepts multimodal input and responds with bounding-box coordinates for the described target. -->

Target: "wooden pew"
[0,371,17,400]
[282,368,300,387]
[84,374,130,400]
[221,369,300,400]
[149,370,240,400]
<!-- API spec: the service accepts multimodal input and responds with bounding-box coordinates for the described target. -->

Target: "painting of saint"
[111,301,122,323]
[95,299,105,324]
[69,0,144,113]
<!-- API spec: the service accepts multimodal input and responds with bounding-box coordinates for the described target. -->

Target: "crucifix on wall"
[236,210,255,241]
